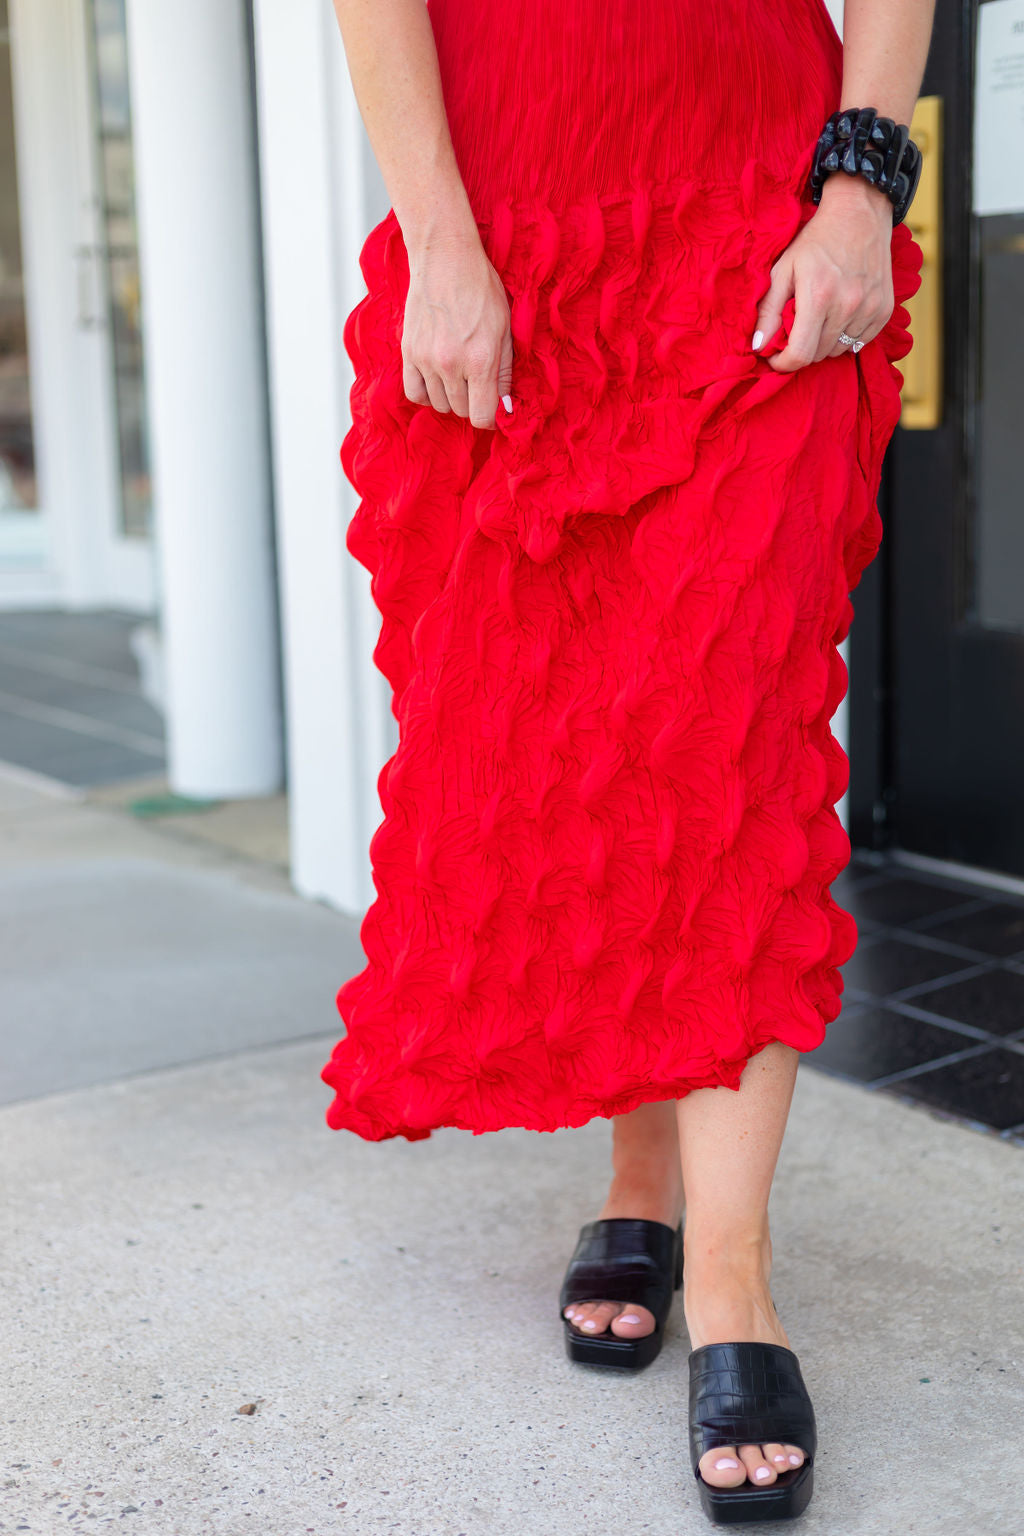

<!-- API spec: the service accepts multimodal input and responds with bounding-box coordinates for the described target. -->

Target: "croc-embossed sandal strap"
[558,1217,683,1371]
[688,1342,817,1524]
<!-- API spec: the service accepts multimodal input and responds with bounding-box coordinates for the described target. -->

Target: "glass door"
[83,0,151,542]
[876,0,1024,877]
[0,0,39,570]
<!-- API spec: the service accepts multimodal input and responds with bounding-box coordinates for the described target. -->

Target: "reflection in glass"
[972,212,1024,632]
[0,0,37,518]
[86,0,152,539]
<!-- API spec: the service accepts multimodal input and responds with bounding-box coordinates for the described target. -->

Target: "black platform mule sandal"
[558,1216,684,1370]
[688,1341,817,1524]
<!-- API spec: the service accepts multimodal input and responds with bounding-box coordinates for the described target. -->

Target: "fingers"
[764,270,890,371]
[766,288,891,371]
[778,293,829,371]
[497,328,515,416]
[466,345,499,429]
[447,324,515,428]
[763,270,831,373]
[467,380,497,427]
[424,373,454,415]
[402,361,430,408]
[757,232,895,372]
[404,338,513,430]
[446,372,472,420]
[823,329,863,360]
[823,296,893,358]
[401,249,514,427]
[751,254,792,359]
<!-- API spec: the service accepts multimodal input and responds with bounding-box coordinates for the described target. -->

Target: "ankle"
[682,1232,789,1354]
[599,1166,684,1229]
[608,1160,683,1198]
[607,1144,683,1204]
[609,1104,681,1186]
[683,1218,772,1279]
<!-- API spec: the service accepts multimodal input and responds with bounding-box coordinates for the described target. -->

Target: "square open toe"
[558,1217,683,1372]
[695,1461,814,1526]
[688,1341,817,1524]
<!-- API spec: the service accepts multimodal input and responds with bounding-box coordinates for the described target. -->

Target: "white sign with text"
[974,0,1024,214]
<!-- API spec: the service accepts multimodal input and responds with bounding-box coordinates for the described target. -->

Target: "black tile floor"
[0,612,1022,1147]
[813,857,1024,1146]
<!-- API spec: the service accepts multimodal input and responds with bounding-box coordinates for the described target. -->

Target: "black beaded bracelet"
[807,107,923,225]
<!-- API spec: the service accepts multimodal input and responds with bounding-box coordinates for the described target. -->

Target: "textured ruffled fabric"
[322,0,924,1141]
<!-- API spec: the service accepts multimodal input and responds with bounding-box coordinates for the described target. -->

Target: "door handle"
[899,95,943,429]
[75,243,106,331]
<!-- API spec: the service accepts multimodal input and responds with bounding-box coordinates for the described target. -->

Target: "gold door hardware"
[899,95,942,429]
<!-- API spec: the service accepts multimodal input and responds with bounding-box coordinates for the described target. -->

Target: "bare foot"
[562,1102,684,1342]
[684,1225,808,1489]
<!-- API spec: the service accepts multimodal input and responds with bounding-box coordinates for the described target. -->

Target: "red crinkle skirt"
[321,0,923,1140]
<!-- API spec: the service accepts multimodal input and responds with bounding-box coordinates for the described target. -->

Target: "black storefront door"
[850,0,1024,879]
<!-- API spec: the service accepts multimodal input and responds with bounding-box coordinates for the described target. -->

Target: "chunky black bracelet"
[807,107,923,225]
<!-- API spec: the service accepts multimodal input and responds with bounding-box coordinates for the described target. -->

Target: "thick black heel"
[558,1217,683,1371]
[688,1342,817,1524]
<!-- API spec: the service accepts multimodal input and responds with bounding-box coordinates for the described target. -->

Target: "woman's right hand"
[401,231,514,430]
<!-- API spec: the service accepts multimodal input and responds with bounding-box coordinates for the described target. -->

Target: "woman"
[323,0,935,1522]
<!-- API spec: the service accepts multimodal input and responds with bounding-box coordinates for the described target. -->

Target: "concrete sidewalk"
[1,767,1021,1536]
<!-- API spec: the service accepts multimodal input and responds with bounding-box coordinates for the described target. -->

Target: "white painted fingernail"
[714,1459,740,1470]
[501,393,513,413]
[789,1454,802,1465]
[755,1468,772,1481]
[752,329,764,350]
[618,1314,641,1325]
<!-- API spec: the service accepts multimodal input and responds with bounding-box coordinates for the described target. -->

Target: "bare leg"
[562,1098,684,1341]
[678,1042,807,1490]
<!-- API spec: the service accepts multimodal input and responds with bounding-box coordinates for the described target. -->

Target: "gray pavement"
[1,765,1021,1536]
[0,610,167,788]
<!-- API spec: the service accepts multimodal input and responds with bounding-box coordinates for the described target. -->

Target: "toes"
[698,1447,746,1489]
[738,1445,777,1486]
[609,1303,656,1338]
[698,1443,805,1490]
[562,1300,657,1338]
[762,1443,792,1473]
[562,1300,621,1335]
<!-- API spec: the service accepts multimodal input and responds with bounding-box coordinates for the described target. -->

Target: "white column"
[251,0,393,913]
[125,0,282,796]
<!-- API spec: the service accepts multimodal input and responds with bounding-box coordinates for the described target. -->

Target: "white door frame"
[3,0,155,611]
[252,0,393,912]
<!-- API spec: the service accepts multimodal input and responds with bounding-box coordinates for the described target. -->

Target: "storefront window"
[971,211,1024,632]
[970,0,1024,633]
[0,0,37,516]
[86,0,151,539]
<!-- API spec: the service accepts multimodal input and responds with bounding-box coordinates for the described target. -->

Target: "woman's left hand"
[751,173,896,372]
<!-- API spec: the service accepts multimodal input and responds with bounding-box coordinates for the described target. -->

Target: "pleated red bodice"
[427,0,845,212]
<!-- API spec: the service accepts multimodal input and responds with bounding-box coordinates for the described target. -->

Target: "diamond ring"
[838,331,865,353]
